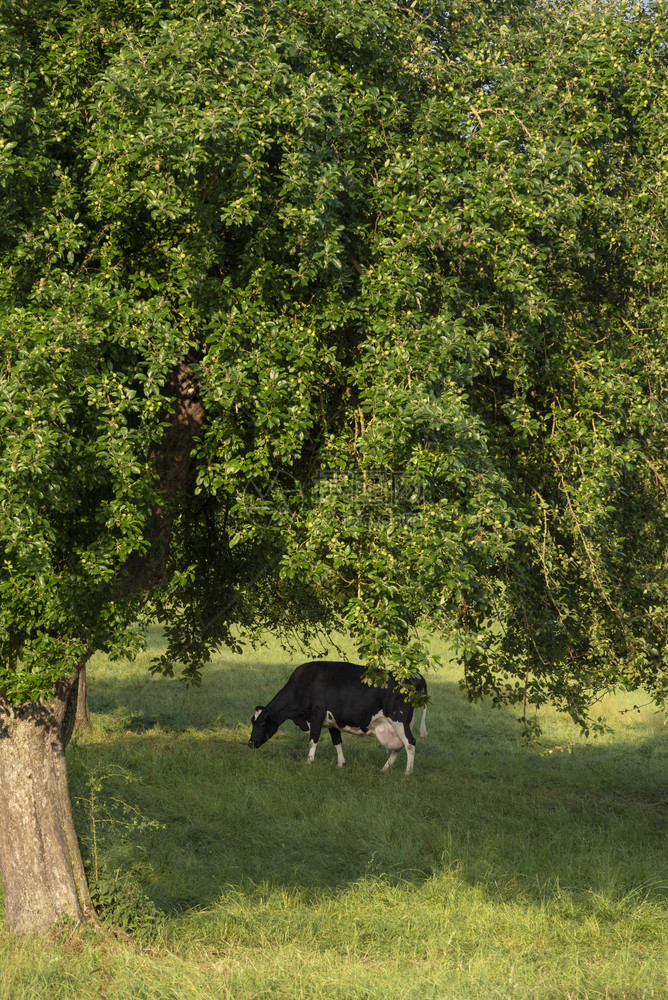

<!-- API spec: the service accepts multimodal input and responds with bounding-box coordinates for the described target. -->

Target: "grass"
[1,629,667,999]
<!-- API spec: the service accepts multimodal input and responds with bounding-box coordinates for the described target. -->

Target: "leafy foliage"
[88,871,166,941]
[0,0,667,725]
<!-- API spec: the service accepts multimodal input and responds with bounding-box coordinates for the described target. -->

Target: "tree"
[1,0,667,934]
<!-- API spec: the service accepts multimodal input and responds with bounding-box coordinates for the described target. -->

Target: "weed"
[71,762,167,941]
[87,870,165,942]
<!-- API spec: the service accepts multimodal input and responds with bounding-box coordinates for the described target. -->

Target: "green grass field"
[1,631,667,999]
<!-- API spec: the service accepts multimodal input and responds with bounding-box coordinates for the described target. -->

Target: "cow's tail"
[419,706,427,741]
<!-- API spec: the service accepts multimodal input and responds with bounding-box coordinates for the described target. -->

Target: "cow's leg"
[308,711,326,763]
[408,707,427,741]
[329,728,346,767]
[387,719,417,775]
[381,749,400,772]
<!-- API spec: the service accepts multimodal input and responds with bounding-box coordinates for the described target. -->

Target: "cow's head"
[248,706,279,748]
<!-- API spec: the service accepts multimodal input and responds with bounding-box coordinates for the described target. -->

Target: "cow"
[248,660,428,774]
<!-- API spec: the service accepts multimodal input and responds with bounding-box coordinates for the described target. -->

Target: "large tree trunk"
[0,362,204,936]
[0,673,97,935]
[0,363,204,935]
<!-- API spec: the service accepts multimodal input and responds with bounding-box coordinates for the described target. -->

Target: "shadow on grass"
[69,671,668,918]
[85,658,292,735]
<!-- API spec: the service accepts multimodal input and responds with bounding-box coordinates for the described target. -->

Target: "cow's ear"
[253,706,264,720]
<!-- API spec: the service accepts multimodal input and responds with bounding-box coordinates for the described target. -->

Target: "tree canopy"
[1,0,667,729]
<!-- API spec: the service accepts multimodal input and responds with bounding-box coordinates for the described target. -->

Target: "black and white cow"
[248,660,428,774]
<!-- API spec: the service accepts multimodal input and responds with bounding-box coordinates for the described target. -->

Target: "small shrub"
[89,869,166,942]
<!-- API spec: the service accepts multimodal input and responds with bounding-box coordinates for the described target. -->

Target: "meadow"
[1,630,667,1000]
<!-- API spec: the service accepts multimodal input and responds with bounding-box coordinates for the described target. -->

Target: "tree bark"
[75,666,91,731]
[0,674,97,935]
[121,361,205,595]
